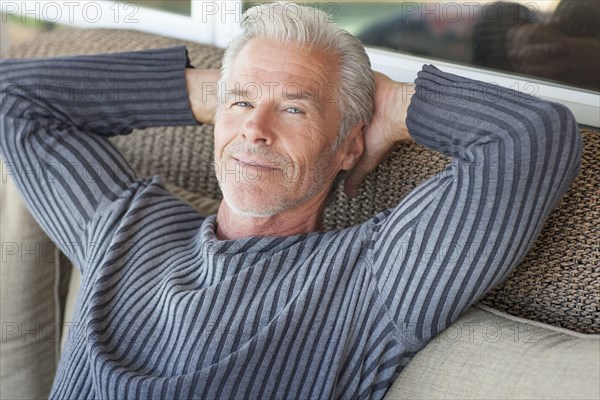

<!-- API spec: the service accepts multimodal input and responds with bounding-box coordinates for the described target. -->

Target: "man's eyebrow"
[224,88,252,98]
[224,88,316,99]
[283,91,316,101]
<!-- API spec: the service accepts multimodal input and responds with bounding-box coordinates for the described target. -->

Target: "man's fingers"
[343,71,412,198]
[344,165,371,198]
[344,148,389,198]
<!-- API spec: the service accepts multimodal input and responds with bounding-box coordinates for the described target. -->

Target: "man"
[0,2,581,399]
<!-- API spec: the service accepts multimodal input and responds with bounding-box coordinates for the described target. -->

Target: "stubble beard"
[215,147,336,218]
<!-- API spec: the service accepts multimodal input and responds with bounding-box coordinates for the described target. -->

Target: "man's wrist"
[185,68,220,124]
[393,82,415,142]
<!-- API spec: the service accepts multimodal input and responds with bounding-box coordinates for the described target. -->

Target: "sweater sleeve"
[0,46,199,268]
[366,65,582,343]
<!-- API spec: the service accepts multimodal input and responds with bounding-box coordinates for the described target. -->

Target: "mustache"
[222,142,291,167]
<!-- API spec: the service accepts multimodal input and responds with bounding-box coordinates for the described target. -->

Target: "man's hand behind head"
[344,72,414,198]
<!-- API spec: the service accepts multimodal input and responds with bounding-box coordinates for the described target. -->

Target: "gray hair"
[218,1,375,149]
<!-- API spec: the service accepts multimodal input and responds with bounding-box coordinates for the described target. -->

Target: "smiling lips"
[233,156,281,170]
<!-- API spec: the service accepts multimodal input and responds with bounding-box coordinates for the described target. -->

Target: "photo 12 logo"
[1,1,140,24]
[199,1,340,24]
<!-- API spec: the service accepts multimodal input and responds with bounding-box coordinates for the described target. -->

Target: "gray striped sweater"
[0,46,582,399]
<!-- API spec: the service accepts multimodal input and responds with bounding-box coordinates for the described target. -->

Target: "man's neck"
[215,197,327,240]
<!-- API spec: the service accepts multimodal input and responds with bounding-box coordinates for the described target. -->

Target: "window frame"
[368,47,600,127]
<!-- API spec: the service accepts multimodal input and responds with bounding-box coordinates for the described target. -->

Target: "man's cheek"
[213,128,230,159]
[214,118,237,137]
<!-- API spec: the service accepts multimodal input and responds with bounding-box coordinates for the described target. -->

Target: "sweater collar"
[200,214,317,255]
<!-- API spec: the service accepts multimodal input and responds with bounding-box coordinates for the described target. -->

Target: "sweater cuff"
[127,45,200,129]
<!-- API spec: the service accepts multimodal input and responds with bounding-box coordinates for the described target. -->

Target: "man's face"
[214,37,353,217]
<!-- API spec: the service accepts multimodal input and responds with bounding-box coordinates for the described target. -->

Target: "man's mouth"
[233,156,280,170]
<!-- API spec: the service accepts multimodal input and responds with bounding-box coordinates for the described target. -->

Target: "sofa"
[1,27,598,400]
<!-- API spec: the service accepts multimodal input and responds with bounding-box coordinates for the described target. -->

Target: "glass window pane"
[117,0,191,16]
[242,1,600,92]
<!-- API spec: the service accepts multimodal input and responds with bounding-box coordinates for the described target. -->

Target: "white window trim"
[368,48,600,128]
[2,0,598,127]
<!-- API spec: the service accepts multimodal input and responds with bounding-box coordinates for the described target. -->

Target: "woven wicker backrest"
[4,28,598,333]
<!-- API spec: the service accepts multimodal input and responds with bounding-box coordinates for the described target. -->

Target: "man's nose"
[241,106,274,145]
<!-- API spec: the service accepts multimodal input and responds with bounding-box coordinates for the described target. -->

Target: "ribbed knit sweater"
[0,46,582,399]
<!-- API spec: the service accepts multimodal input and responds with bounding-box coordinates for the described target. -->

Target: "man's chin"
[227,205,280,218]
[217,180,326,220]
[223,197,287,218]
[220,188,290,218]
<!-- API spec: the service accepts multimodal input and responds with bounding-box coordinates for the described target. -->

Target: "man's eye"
[285,107,304,114]
[232,101,252,108]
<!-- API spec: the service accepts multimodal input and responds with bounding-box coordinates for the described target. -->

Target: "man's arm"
[364,65,582,343]
[0,46,215,270]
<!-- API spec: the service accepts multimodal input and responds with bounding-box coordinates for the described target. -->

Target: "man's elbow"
[532,101,583,192]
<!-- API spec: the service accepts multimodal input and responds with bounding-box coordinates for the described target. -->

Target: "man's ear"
[340,123,365,171]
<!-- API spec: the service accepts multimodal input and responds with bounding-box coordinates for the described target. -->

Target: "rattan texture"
[3,28,598,333]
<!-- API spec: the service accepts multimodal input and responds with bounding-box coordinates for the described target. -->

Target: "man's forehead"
[232,38,338,85]
[224,38,340,105]
[230,66,324,91]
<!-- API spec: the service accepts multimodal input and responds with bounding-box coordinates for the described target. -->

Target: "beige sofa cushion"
[0,160,70,399]
[387,304,600,400]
